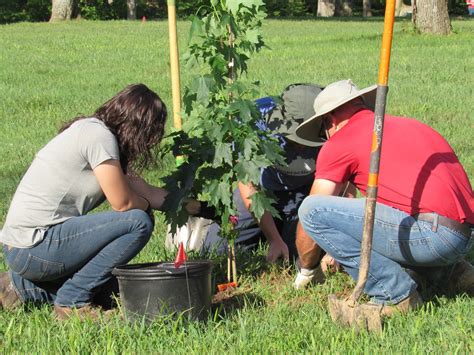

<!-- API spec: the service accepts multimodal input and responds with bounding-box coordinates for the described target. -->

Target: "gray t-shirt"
[0,118,120,248]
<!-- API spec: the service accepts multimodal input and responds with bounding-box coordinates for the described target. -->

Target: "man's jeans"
[3,209,153,307]
[298,196,473,305]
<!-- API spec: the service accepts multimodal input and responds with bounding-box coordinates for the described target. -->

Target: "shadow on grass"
[204,243,295,289]
[211,288,265,319]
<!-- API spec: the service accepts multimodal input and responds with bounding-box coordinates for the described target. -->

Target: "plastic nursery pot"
[112,261,213,322]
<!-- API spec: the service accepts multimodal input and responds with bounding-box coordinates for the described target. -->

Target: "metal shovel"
[327,0,397,333]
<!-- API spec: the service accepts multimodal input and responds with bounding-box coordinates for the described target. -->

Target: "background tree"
[395,0,412,16]
[317,0,336,16]
[413,0,451,34]
[126,0,136,19]
[337,0,353,15]
[50,0,75,20]
[363,0,372,16]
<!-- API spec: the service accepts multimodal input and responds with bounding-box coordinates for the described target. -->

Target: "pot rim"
[112,260,213,277]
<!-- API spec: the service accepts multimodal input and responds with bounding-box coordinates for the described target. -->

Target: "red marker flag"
[174,242,187,269]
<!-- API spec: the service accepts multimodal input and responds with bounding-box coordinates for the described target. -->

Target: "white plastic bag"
[165,217,213,252]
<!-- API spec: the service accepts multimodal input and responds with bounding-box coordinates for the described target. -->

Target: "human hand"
[266,239,289,263]
[183,199,201,215]
[320,254,341,273]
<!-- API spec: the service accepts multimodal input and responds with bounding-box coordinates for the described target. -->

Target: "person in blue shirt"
[202,83,326,263]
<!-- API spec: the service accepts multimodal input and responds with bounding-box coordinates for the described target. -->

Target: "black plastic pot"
[112,261,213,322]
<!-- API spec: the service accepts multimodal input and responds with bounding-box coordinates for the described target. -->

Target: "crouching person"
[293,79,473,315]
[200,83,326,263]
[0,84,206,320]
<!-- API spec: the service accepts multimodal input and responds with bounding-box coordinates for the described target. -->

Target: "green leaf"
[205,180,220,206]
[217,180,233,207]
[234,161,247,182]
[230,99,252,122]
[234,160,261,184]
[213,142,233,167]
[251,153,273,169]
[249,190,279,221]
[243,137,258,160]
[196,76,212,103]
[209,54,228,77]
[226,0,240,14]
[262,140,286,165]
[245,28,260,44]
[188,16,204,43]
[227,0,264,13]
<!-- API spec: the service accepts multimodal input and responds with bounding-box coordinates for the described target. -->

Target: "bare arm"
[127,174,201,215]
[126,175,168,210]
[295,178,344,269]
[93,160,149,212]
[94,159,200,215]
[238,181,289,262]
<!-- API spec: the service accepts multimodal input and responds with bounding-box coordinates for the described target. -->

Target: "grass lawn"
[0,18,473,353]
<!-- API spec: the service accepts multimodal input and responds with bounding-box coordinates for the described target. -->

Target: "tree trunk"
[127,0,137,20]
[363,0,372,16]
[395,0,413,16]
[413,0,451,34]
[336,0,353,16]
[50,0,74,21]
[317,0,336,16]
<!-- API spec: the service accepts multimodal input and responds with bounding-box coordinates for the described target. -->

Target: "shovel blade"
[328,294,383,333]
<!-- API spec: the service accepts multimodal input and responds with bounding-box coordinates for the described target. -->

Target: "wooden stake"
[227,244,232,282]
[167,0,182,131]
[231,244,237,284]
[226,24,238,285]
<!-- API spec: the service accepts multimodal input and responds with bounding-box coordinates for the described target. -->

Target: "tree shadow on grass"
[211,287,265,319]
[204,242,297,289]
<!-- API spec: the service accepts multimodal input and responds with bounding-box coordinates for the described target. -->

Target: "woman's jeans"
[298,196,473,305]
[3,209,153,308]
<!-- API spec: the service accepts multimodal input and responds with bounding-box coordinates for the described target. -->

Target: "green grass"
[1,18,473,353]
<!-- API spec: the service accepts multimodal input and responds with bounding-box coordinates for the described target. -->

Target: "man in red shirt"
[293,79,473,314]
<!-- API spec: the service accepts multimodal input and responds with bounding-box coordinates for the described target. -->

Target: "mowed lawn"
[0,18,473,353]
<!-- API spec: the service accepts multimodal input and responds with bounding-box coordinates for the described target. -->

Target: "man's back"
[315,109,474,223]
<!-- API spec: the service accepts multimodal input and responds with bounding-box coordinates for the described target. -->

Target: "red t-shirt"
[315,109,474,224]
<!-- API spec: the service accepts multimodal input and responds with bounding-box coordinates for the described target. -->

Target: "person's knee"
[298,195,328,226]
[125,209,154,241]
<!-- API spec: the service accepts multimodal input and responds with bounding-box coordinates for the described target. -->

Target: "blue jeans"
[298,196,473,305]
[3,209,153,307]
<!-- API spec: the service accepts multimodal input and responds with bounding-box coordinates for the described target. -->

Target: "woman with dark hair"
[0,84,201,319]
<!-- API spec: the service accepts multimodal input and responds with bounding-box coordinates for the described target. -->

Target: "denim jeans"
[3,209,153,307]
[298,195,473,305]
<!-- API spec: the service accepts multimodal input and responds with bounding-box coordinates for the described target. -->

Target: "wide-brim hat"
[295,79,377,143]
[265,83,326,147]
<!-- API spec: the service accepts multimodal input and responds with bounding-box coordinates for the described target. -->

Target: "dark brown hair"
[60,84,167,173]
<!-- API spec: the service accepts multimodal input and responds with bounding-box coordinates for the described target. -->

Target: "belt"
[415,213,472,239]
